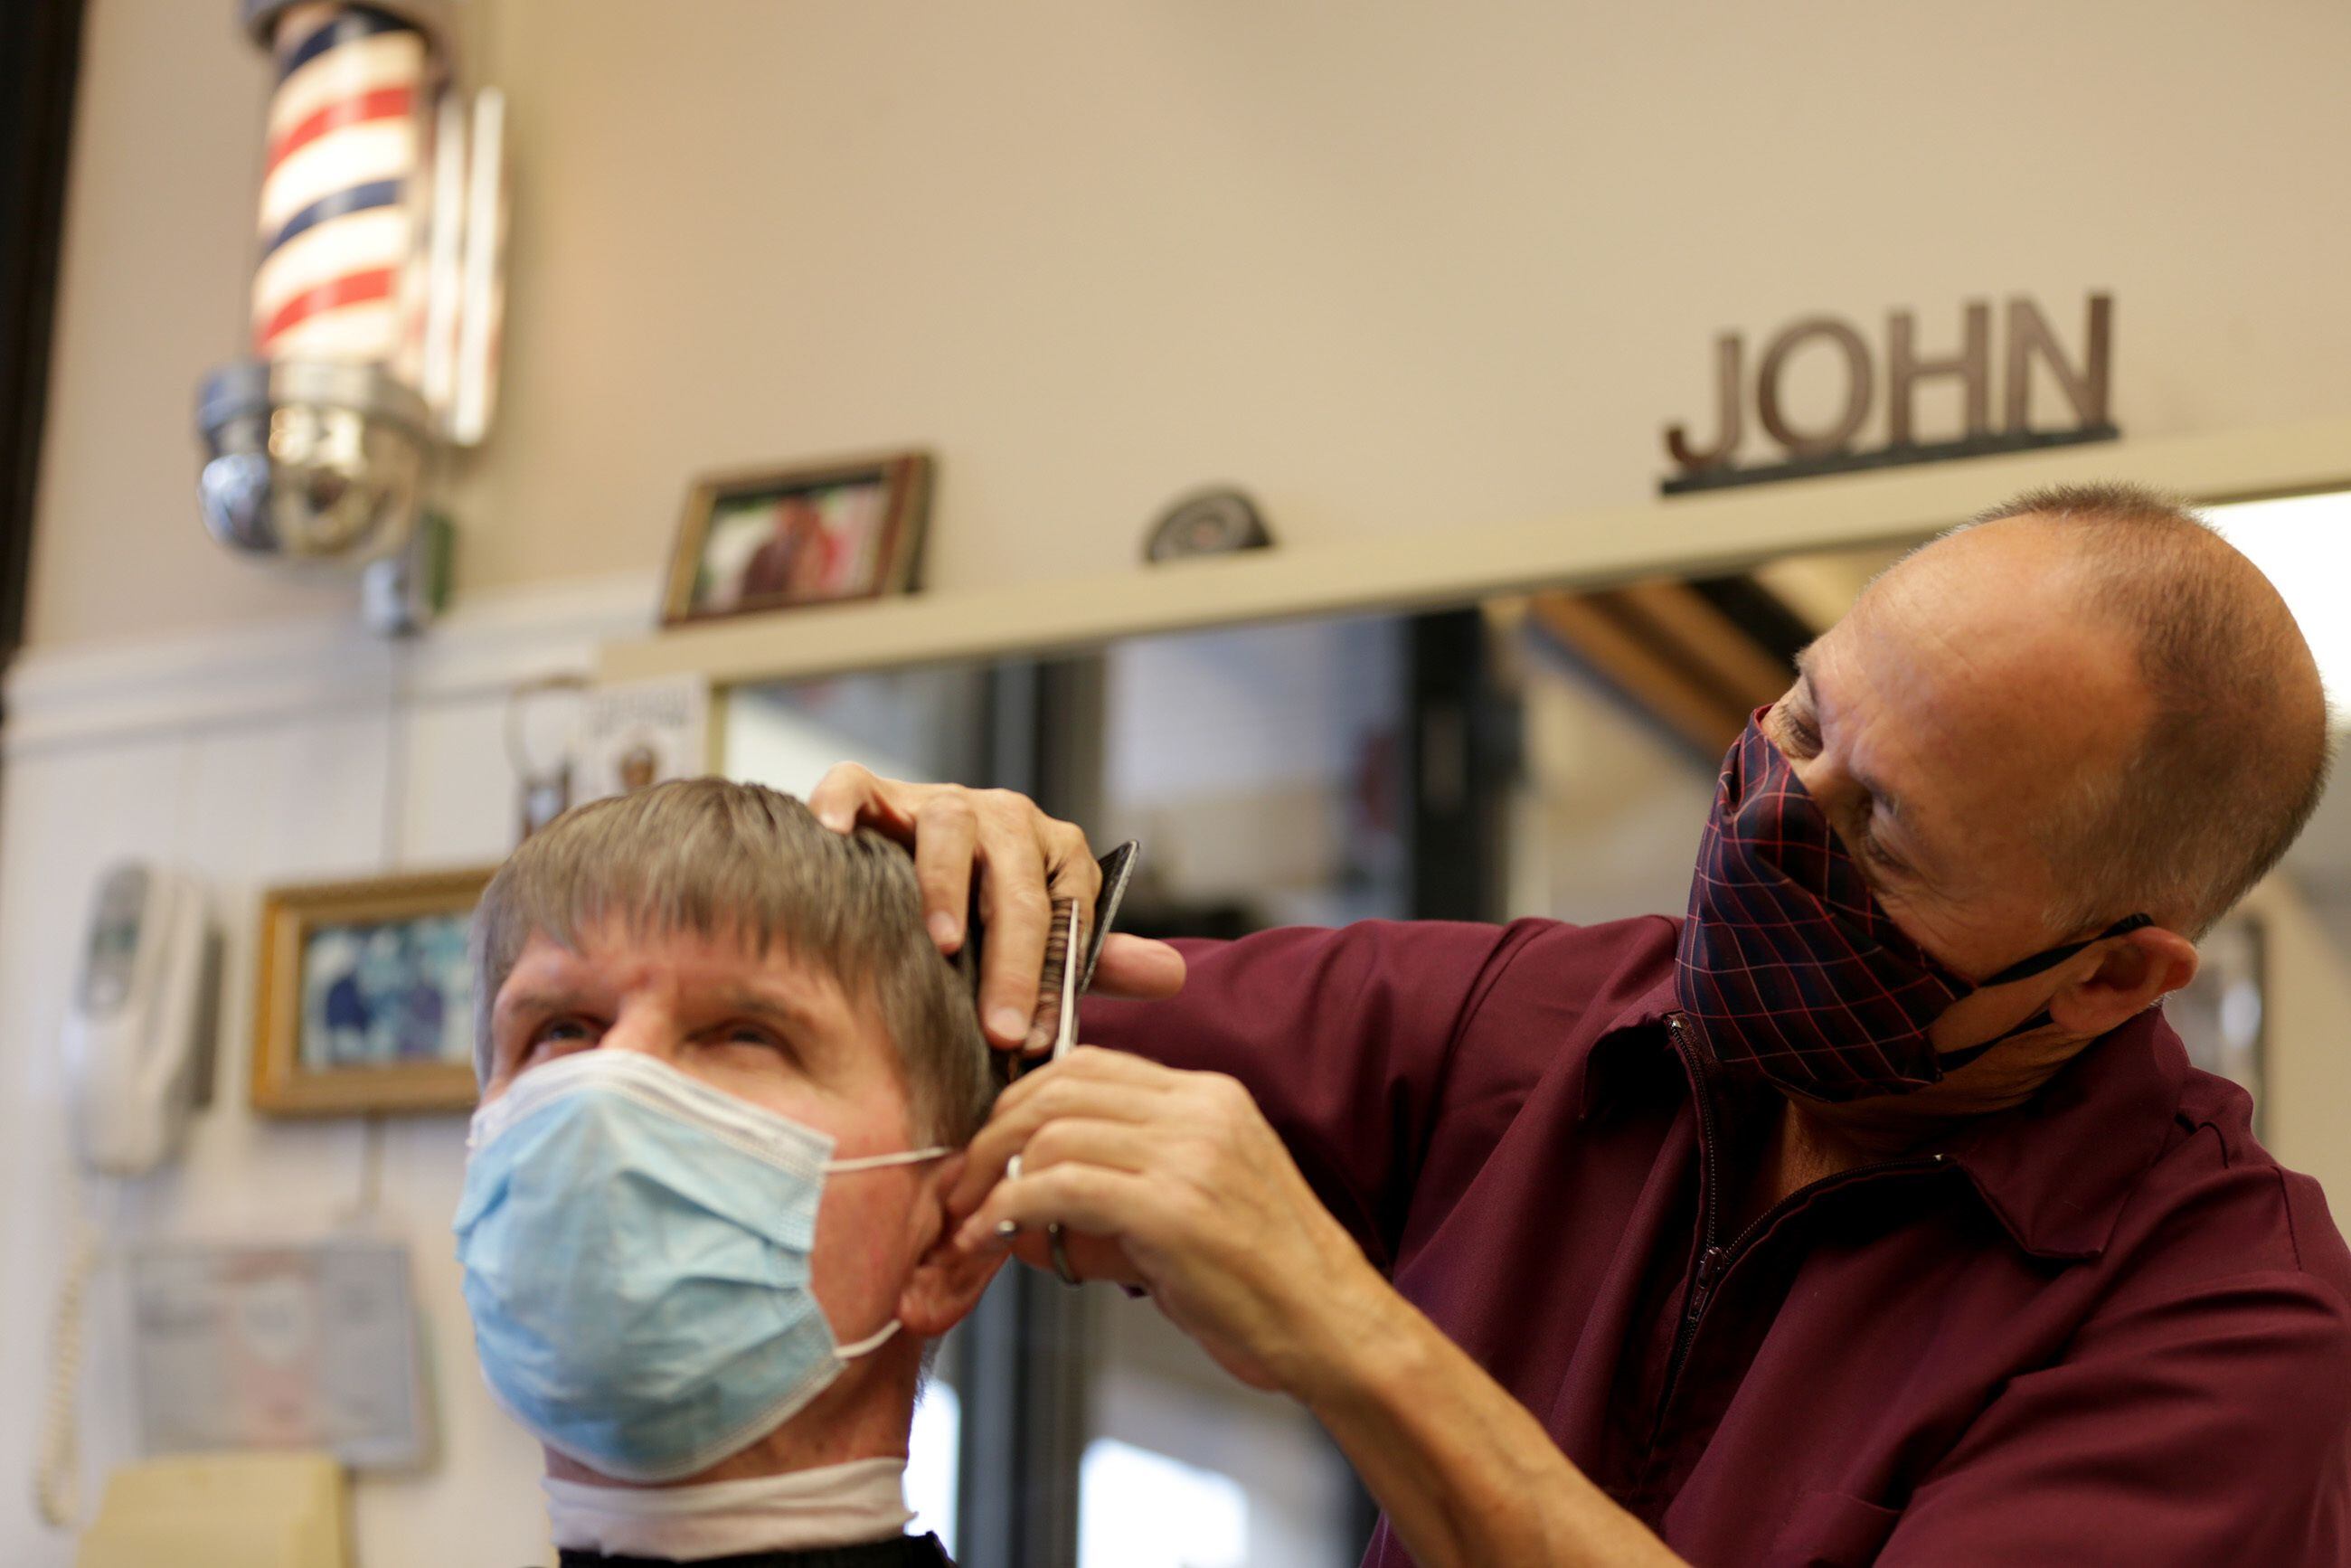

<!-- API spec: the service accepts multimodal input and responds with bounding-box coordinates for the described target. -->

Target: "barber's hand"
[946,1047,1379,1394]
[808,764,1187,1052]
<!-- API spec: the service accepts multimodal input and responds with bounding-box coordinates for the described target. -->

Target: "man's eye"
[717,1022,787,1051]
[1854,827,1905,876]
[1779,710,1823,756]
[526,1016,600,1056]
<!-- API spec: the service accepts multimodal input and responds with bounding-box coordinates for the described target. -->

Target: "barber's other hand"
[946,1047,1379,1395]
[807,764,1186,1052]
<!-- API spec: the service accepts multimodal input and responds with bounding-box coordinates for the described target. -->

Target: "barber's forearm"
[1286,1274,1685,1568]
[953,1040,1675,1562]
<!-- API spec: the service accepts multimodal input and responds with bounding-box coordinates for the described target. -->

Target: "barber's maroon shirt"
[1086,915,2351,1566]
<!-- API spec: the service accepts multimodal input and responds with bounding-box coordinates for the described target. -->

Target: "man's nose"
[596,1004,687,1064]
[1785,751,1836,804]
[1774,741,1855,818]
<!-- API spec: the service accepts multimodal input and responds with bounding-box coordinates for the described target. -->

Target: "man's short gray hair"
[469,778,993,1143]
[1948,483,2334,936]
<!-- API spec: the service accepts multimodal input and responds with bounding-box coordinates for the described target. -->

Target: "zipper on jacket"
[1652,1012,1950,1438]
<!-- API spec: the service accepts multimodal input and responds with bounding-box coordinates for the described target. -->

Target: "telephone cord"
[34,1214,99,1529]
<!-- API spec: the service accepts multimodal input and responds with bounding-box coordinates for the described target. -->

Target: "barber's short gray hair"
[1947,483,2333,936]
[469,778,993,1143]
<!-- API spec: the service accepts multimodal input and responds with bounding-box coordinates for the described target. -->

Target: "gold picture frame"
[660,449,931,627]
[250,866,497,1117]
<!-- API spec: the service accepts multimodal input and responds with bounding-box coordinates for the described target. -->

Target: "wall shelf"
[597,415,2351,691]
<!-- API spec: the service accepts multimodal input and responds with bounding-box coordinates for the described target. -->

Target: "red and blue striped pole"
[249,3,435,371]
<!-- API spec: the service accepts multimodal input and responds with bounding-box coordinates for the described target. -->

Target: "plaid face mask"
[1674,710,2148,1103]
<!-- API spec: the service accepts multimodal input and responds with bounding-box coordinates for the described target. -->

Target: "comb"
[969,844,1141,1086]
[1017,898,1083,1074]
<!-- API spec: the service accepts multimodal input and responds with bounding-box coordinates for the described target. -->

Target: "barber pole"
[232,0,502,442]
[197,0,505,631]
[251,5,430,367]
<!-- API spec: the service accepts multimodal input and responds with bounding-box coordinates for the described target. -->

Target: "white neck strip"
[543,1458,912,1559]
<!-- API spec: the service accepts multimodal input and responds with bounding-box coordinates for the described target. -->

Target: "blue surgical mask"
[452,1049,947,1483]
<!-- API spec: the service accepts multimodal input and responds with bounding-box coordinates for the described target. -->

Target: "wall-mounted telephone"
[41,864,221,1530]
[63,864,220,1175]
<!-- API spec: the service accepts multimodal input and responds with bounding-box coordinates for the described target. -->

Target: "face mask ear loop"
[825,1146,950,1174]
[834,1319,905,1361]
[813,1149,946,1368]
[1976,913,2156,988]
[1939,915,2161,1071]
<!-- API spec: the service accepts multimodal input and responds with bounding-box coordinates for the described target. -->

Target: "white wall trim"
[4,572,658,759]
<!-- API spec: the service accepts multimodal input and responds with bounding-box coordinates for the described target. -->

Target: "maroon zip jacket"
[1083,915,2351,1566]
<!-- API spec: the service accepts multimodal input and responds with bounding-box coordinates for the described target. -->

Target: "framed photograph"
[660,450,931,627]
[250,867,497,1116]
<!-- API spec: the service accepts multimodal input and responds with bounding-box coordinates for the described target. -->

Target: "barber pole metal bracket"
[197,0,505,633]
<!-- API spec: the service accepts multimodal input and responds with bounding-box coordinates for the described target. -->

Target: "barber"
[813,487,2351,1567]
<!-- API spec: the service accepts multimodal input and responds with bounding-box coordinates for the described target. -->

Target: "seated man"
[454,778,1003,1567]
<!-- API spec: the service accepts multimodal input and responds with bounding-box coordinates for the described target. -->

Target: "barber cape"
[541,1459,951,1567]
[558,1538,951,1568]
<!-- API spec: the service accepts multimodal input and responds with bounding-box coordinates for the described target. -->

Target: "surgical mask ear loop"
[833,1320,905,1360]
[825,1146,949,1174]
[815,1146,949,1360]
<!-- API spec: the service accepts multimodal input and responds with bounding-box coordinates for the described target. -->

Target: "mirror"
[718,534,1897,1563]
[718,494,2351,1565]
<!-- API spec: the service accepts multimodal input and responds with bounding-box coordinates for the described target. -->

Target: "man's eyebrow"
[492,985,583,1024]
[702,987,826,1028]
[499,983,826,1022]
[1780,655,1818,721]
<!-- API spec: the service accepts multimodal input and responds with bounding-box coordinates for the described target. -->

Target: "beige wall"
[28,0,2351,648]
[0,589,654,1568]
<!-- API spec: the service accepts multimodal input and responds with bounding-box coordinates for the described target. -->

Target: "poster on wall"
[578,674,711,802]
[128,1238,430,1469]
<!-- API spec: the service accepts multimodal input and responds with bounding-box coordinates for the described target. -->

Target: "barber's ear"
[898,1157,1006,1337]
[2049,925,2199,1038]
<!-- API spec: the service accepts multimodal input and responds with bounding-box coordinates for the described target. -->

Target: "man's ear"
[2049,924,2199,1038]
[897,1159,1006,1337]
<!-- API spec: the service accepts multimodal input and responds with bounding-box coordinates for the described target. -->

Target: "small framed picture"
[661,450,931,627]
[250,867,497,1117]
